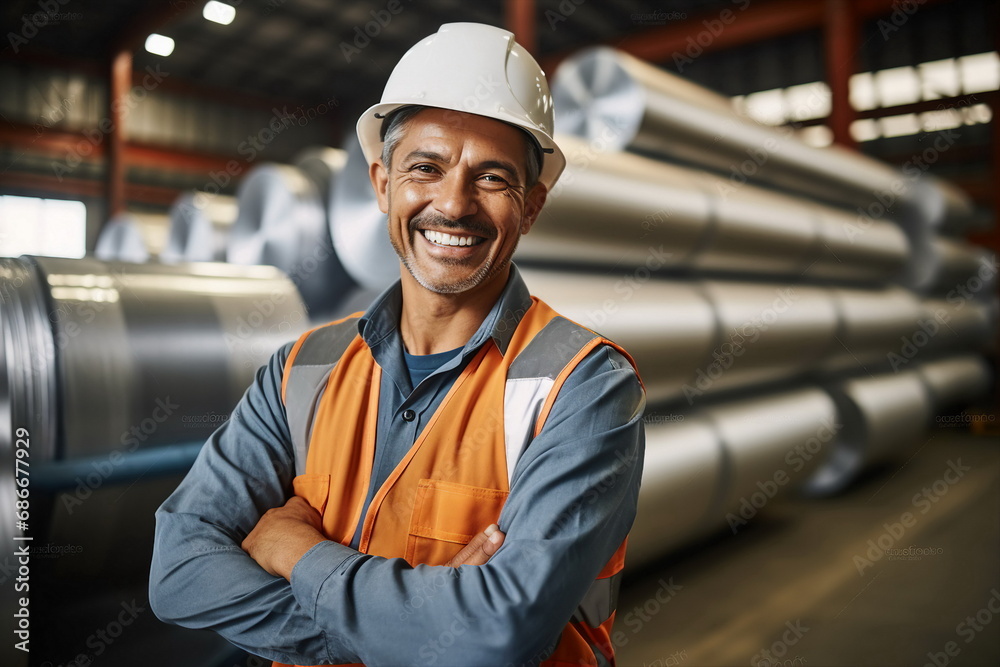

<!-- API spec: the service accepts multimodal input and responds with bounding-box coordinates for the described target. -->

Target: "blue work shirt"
[150,264,646,667]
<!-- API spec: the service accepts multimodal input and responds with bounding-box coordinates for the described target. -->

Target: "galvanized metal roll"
[696,281,838,394]
[916,355,993,413]
[706,388,838,511]
[94,213,150,263]
[521,135,908,284]
[329,134,399,290]
[163,191,237,262]
[551,46,973,228]
[294,146,348,214]
[524,135,713,269]
[804,370,933,496]
[906,235,995,296]
[628,415,722,569]
[821,286,924,375]
[227,163,352,318]
[521,269,717,404]
[628,388,837,570]
[0,255,309,463]
[919,297,994,356]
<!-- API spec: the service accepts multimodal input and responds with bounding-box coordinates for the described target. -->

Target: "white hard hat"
[356,22,565,190]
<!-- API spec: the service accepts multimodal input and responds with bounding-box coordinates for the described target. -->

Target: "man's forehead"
[398,109,527,150]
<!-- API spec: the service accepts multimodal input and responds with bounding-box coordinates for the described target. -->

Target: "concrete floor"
[615,427,1000,667]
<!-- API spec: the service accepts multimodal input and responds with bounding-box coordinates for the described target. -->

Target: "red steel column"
[825,0,859,149]
[506,0,537,56]
[107,47,132,218]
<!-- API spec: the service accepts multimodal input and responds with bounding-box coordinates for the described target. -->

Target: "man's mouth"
[420,229,487,248]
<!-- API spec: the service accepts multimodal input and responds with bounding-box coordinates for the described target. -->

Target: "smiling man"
[150,23,645,667]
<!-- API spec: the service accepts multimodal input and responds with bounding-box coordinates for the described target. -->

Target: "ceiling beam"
[0,121,239,175]
[0,171,181,208]
[539,0,953,73]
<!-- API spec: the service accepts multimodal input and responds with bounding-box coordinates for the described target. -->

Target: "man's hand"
[242,496,327,581]
[444,524,505,567]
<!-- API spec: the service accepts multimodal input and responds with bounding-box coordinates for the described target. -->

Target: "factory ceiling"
[2,0,738,109]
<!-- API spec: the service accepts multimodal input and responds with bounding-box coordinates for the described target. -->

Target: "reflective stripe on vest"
[277,298,639,667]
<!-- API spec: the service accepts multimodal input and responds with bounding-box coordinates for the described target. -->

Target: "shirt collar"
[357,263,533,358]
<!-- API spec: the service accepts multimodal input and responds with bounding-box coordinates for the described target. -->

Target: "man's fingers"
[445,524,505,567]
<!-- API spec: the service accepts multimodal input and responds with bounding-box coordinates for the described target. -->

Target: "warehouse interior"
[0,1,997,666]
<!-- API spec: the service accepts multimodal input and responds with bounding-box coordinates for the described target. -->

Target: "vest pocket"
[406,479,509,566]
[292,474,331,515]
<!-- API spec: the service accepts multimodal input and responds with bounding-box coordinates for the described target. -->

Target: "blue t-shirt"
[402,345,464,388]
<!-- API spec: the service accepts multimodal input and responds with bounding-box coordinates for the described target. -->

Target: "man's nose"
[433,172,479,221]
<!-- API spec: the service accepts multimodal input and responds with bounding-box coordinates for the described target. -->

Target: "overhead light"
[203,1,236,25]
[145,33,175,57]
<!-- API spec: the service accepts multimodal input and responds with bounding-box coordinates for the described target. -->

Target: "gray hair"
[380,105,542,188]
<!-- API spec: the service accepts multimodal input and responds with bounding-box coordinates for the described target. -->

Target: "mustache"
[410,213,496,240]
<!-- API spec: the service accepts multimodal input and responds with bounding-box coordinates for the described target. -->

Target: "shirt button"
[402,409,416,422]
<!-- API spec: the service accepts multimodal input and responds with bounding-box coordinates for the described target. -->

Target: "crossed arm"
[242,496,505,579]
[150,343,644,666]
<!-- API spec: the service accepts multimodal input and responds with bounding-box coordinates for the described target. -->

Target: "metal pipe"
[551,47,974,230]
[804,370,933,496]
[520,135,909,284]
[227,163,353,318]
[329,133,399,290]
[522,268,994,405]
[629,388,837,570]
[294,146,348,214]
[94,213,150,263]
[0,255,309,465]
[162,192,237,263]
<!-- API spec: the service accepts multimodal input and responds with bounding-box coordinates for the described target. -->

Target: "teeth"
[422,230,483,247]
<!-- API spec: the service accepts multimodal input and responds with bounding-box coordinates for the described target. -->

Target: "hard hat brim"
[356,102,566,191]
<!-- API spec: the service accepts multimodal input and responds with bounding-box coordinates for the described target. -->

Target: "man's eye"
[481,174,508,185]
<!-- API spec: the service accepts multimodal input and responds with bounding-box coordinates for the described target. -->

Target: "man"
[150,23,645,667]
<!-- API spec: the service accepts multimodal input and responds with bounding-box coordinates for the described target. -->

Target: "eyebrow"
[401,150,522,182]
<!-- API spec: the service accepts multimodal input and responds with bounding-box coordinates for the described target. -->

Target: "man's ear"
[520,183,548,235]
[370,159,389,214]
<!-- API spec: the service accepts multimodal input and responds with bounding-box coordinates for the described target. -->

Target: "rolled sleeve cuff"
[290,541,365,612]
[290,540,368,664]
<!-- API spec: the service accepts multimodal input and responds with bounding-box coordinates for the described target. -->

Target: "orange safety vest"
[276,296,641,667]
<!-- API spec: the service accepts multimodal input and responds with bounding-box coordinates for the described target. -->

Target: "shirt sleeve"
[148,342,355,665]
[288,344,646,667]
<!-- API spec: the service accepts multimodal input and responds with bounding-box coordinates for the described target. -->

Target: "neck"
[398,265,510,355]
